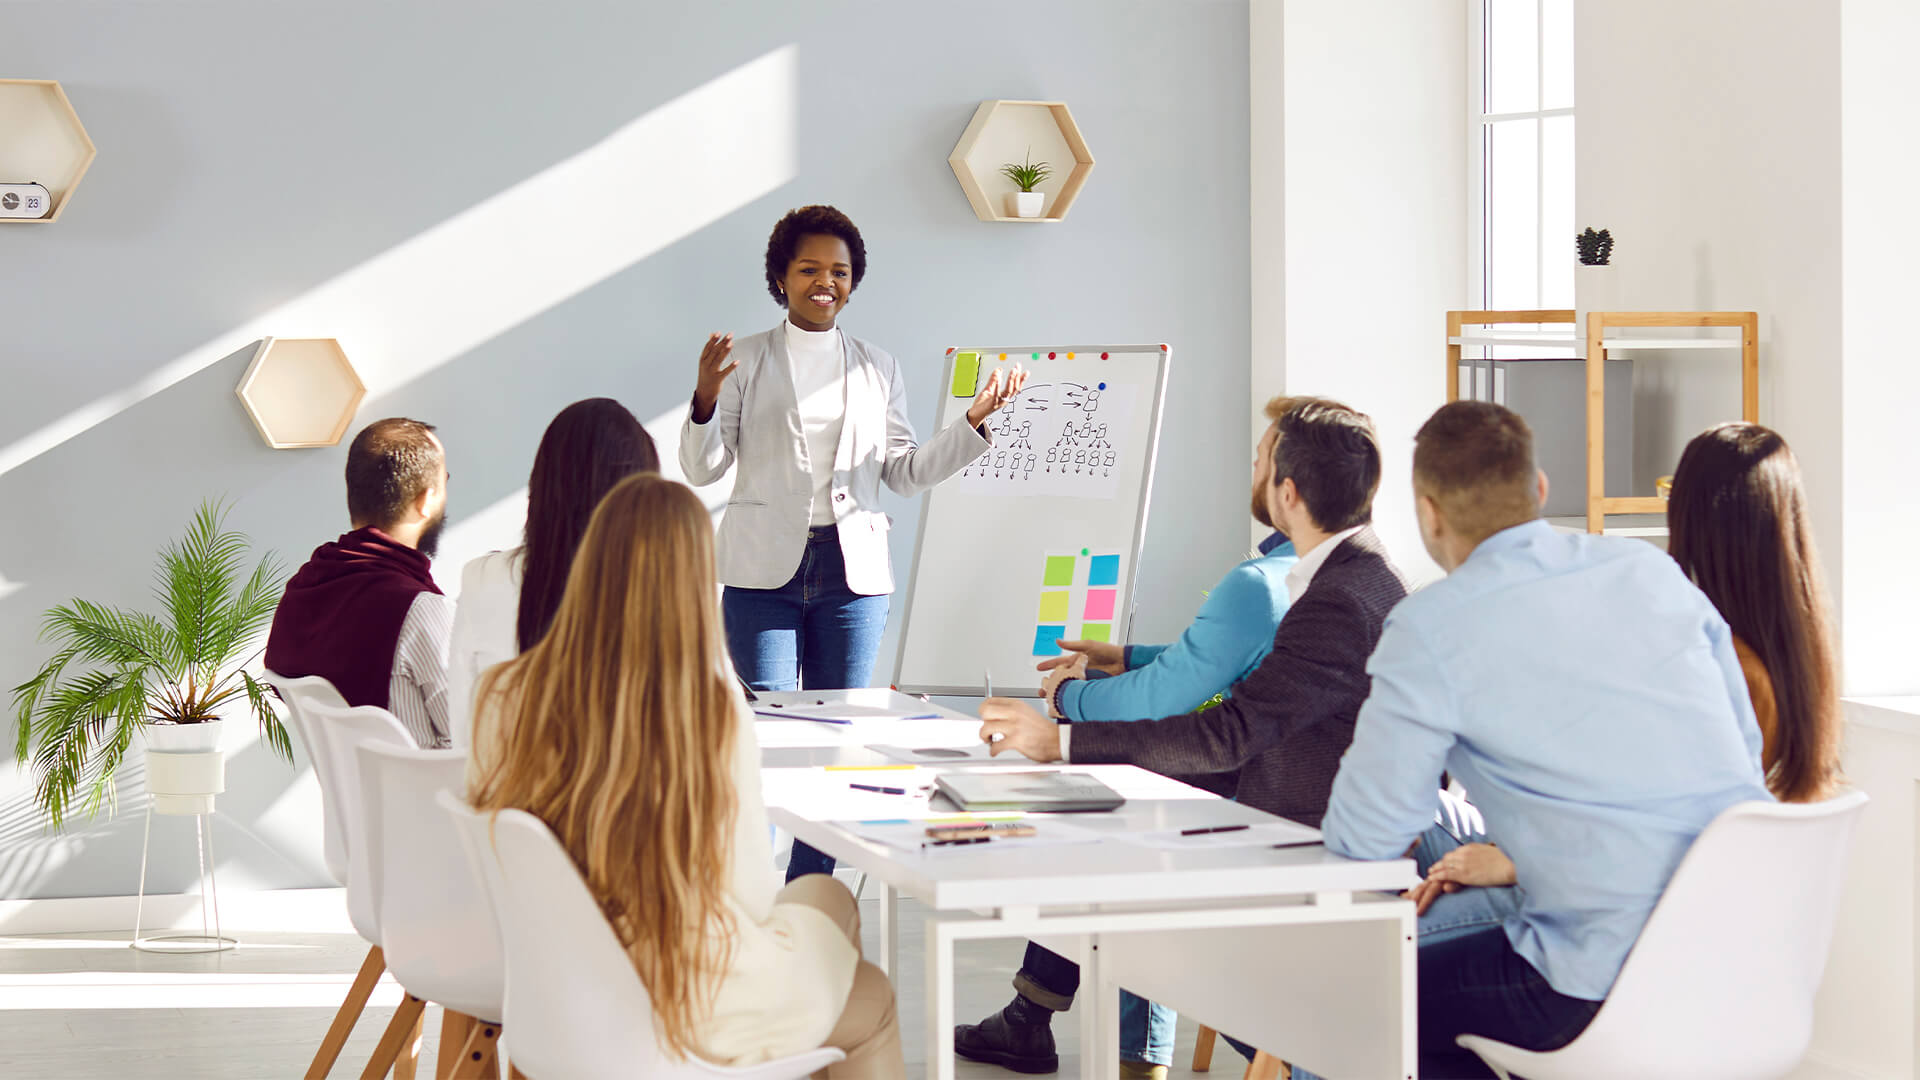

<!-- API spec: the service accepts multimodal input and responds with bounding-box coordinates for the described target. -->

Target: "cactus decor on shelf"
[1577,227,1615,266]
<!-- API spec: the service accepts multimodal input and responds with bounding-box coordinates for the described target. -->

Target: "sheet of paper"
[1112,820,1323,851]
[952,381,1136,500]
[864,742,1038,765]
[839,817,1105,855]
[754,703,944,723]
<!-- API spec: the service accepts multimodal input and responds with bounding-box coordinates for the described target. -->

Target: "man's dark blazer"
[1066,527,1409,828]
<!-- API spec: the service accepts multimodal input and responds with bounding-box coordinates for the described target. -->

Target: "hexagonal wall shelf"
[235,338,367,449]
[0,79,97,223]
[948,100,1094,223]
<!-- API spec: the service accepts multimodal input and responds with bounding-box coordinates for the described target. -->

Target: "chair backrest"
[359,744,503,1021]
[301,697,414,944]
[262,670,351,884]
[441,795,685,1077]
[1548,791,1869,1075]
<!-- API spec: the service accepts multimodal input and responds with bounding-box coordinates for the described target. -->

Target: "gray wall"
[0,1,1252,899]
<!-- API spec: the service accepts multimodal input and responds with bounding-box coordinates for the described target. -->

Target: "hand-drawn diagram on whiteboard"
[954,380,1136,500]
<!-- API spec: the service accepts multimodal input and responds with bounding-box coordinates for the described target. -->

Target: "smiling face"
[781,233,854,331]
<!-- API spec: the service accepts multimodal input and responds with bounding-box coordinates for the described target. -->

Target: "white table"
[755,690,1420,1080]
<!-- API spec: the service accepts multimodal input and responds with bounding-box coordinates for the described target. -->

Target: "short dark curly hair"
[764,205,867,306]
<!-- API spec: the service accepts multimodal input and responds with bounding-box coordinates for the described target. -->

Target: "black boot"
[954,992,1060,1073]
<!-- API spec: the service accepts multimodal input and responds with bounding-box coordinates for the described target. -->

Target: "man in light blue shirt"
[1321,402,1770,1077]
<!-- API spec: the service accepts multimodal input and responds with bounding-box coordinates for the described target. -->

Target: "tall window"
[1471,0,1574,312]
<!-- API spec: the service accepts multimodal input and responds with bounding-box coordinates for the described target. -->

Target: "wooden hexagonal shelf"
[235,338,367,449]
[0,79,97,223]
[948,100,1094,223]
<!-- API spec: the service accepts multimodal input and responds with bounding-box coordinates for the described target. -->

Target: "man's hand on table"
[978,698,1064,762]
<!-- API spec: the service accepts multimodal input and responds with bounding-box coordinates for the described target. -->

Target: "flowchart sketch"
[953,381,1136,500]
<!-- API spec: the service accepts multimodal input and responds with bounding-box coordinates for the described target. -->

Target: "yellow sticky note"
[951,352,981,397]
[1037,591,1070,622]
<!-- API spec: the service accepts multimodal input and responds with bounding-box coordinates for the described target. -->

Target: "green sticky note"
[1043,556,1077,587]
[1080,623,1112,643]
[951,352,980,397]
[1037,591,1070,622]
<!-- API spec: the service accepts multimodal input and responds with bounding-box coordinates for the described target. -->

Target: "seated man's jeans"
[1258,821,1521,1080]
[1015,942,1176,1067]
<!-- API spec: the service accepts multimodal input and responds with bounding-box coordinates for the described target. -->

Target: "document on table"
[839,817,1105,855]
[1113,820,1323,850]
[754,703,942,723]
[864,741,1038,765]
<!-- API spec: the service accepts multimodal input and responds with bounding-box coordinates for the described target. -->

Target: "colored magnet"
[1087,554,1120,587]
[1067,352,1076,359]
[1033,626,1068,656]
[1098,382,1107,390]
[1037,591,1071,622]
[1079,623,1112,644]
[1100,352,1109,359]
[1048,352,1057,359]
[1083,589,1117,621]
[951,352,980,397]
[1043,555,1077,587]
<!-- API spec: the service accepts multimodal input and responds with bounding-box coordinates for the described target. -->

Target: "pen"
[1270,840,1326,850]
[849,783,908,795]
[925,835,991,847]
[1180,824,1251,837]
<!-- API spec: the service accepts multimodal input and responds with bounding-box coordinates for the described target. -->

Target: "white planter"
[1007,191,1045,218]
[142,720,224,816]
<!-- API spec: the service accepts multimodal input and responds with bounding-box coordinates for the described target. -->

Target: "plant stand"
[131,746,235,953]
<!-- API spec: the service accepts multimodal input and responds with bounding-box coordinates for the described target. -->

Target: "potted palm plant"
[10,499,292,827]
[999,148,1053,218]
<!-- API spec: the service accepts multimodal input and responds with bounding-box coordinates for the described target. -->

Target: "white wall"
[1250,0,1466,579]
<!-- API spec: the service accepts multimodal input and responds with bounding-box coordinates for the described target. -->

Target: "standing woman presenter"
[680,205,1025,879]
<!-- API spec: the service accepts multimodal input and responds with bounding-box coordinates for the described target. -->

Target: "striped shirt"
[388,592,455,749]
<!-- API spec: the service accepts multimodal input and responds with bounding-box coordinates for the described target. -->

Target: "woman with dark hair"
[1667,421,1842,803]
[680,205,1027,881]
[447,397,659,746]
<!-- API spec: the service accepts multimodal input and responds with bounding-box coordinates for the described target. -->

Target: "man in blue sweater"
[956,400,1300,1080]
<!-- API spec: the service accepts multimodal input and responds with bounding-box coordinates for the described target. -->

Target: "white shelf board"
[1599,337,1742,351]
[1449,331,1578,349]
[1546,514,1670,538]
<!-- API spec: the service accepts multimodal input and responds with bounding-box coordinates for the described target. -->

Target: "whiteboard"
[892,344,1169,697]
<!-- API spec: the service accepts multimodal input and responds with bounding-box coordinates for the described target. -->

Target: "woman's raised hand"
[692,332,738,422]
[966,364,1030,428]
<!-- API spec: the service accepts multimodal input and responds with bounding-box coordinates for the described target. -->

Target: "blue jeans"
[724,528,890,883]
[1016,942,1176,1067]
[1267,822,1520,1080]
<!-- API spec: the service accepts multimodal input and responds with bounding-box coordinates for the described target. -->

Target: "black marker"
[849,783,907,795]
[1180,824,1251,837]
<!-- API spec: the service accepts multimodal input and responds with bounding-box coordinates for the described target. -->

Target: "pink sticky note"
[1084,589,1117,621]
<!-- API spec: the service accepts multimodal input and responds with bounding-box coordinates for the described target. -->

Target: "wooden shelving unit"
[234,338,366,449]
[1584,311,1757,534]
[948,100,1094,223]
[1445,309,1576,401]
[0,79,97,223]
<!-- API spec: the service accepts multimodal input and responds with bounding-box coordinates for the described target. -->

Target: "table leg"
[927,919,956,1080]
[1078,932,1108,1080]
[1397,900,1417,1080]
[1096,969,1122,1080]
[878,881,899,979]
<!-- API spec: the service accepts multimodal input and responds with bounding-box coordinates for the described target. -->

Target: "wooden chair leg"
[1243,1050,1283,1080]
[394,1006,425,1080]
[1193,1025,1219,1071]
[360,994,428,1080]
[435,1011,474,1080]
[308,945,386,1080]
[450,1021,501,1080]
[507,1067,530,1080]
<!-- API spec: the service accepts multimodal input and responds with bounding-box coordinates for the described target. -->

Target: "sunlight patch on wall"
[0,46,799,480]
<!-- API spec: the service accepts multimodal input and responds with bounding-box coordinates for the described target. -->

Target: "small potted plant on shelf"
[999,148,1053,219]
[1577,227,1615,266]
[10,499,293,827]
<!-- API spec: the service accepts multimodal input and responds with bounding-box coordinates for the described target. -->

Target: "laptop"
[934,770,1126,813]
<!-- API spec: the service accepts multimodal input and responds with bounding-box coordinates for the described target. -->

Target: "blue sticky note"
[1087,555,1120,587]
[1033,625,1068,656]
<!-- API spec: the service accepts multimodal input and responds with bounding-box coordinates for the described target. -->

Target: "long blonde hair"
[469,474,737,1056]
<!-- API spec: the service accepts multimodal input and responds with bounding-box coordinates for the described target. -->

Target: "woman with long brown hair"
[468,474,903,1076]
[1668,421,1842,803]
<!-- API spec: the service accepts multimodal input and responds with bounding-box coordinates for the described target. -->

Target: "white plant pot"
[1007,191,1045,218]
[142,720,225,816]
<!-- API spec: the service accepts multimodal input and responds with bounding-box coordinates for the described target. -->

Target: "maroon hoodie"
[264,527,441,710]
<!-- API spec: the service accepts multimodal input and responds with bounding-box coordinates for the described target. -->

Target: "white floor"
[0,889,1239,1079]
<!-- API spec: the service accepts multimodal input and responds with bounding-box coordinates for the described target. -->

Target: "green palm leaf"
[8,497,292,830]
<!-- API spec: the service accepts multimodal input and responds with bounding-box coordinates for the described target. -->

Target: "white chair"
[359,743,507,1079]
[1458,791,1870,1079]
[261,670,350,884]
[300,697,419,1080]
[439,793,846,1080]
